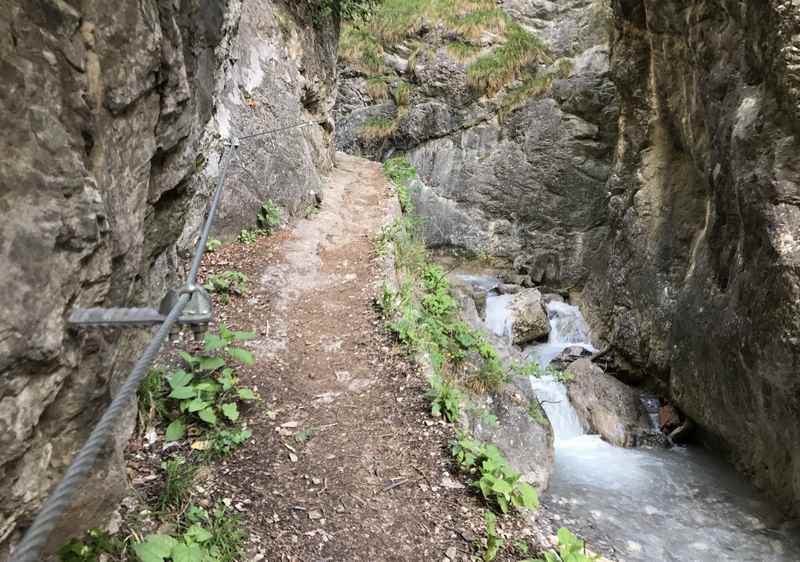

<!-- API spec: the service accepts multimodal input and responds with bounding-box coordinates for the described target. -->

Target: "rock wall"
[585,0,800,512]
[0,0,337,556]
[335,0,617,291]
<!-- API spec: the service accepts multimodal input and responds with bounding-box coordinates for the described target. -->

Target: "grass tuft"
[366,76,389,100]
[447,40,481,62]
[467,23,551,96]
[358,115,399,141]
[498,58,574,117]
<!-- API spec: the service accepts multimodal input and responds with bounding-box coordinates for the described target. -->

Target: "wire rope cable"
[10,140,239,562]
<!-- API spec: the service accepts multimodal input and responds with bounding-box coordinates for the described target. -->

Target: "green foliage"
[392,81,412,107]
[447,40,481,62]
[159,457,197,512]
[480,510,504,561]
[58,529,123,562]
[499,58,574,117]
[256,199,281,232]
[163,326,258,444]
[203,271,248,300]
[205,239,222,253]
[132,504,245,562]
[203,426,253,461]
[237,229,260,244]
[293,427,317,444]
[138,368,169,433]
[358,115,398,140]
[426,374,463,422]
[316,0,377,23]
[534,528,599,562]
[339,26,385,74]
[366,76,389,99]
[451,432,539,514]
[527,400,548,426]
[467,23,551,96]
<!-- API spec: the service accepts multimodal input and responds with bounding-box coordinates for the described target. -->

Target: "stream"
[460,275,800,562]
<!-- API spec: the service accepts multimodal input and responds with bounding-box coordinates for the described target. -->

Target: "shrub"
[256,199,281,232]
[427,374,464,422]
[451,432,539,514]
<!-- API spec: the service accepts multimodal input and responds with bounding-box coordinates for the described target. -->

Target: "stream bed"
[457,274,800,562]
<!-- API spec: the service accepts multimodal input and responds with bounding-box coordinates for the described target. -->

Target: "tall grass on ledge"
[498,58,574,117]
[340,26,385,74]
[358,115,399,141]
[467,23,551,97]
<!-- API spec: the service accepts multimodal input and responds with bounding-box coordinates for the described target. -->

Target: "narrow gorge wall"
[335,0,617,290]
[0,0,337,556]
[586,0,800,512]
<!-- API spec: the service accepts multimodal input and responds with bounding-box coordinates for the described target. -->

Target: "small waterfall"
[484,293,515,341]
[527,301,596,442]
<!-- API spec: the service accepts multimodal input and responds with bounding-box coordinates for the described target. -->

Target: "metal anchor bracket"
[68,286,213,338]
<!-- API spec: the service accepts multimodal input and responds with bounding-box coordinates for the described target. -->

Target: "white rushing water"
[473,276,800,561]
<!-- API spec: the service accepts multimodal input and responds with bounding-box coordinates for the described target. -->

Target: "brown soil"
[196,154,507,561]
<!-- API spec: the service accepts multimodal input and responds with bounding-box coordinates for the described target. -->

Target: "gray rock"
[508,288,550,345]
[583,0,800,510]
[497,283,523,295]
[335,3,617,291]
[0,1,337,556]
[565,359,652,448]
[464,387,554,492]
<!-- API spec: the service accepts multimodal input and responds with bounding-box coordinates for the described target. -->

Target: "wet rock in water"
[565,359,652,448]
[550,345,593,370]
[463,387,555,492]
[498,283,523,295]
[508,288,550,345]
[542,293,565,305]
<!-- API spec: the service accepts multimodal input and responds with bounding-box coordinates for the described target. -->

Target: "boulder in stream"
[565,358,653,448]
[508,288,550,345]
[463,387,555,492]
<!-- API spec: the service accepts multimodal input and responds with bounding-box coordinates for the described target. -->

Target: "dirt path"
[207,153,487,561]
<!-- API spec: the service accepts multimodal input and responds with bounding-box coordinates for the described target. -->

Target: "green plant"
[479,510,504,562]
[447,40,481,62]
[256,199,281,232]
[293,427,317,444]
[138,368,169,432]
[159,457,197,512]
[383,157,417,185]
[205,238,222,253]
[467,23,551,96]
[163,326,258,443]
[527,400,548,426]
[499,58,573,117]
[366,76,389,99]
[450,432,539,513]
[392,81,412,107]
[426,374,463,422]
[358,115,398,141]
[203,271,248,299]
[58,529,123,562]
[203,426,253,460]
[132,504,245,562]
[237,229,260,244]
[466,403,498,427]
[534,528,599,562]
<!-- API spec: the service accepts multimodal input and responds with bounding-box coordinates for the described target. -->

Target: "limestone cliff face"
[586,0,800,512]
[335,0,617,290]
[0,0,336,555]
